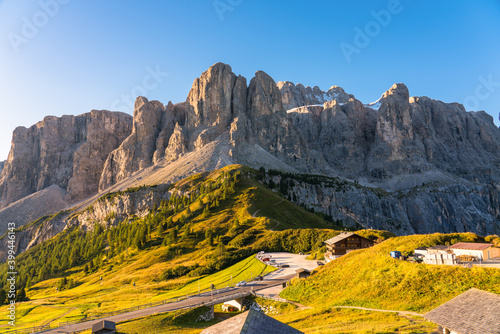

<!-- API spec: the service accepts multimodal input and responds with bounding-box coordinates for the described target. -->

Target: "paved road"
[40,274,296,334]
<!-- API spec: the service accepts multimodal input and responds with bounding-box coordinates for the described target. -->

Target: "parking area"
[247,252,319,297]
[256,252,319,280]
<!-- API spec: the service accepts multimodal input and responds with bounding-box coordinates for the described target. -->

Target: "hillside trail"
[333,305,422,317]
[251,199,285,217]
[39,306,78,330]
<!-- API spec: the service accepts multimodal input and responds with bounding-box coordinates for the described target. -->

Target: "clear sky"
[0,0,499,160]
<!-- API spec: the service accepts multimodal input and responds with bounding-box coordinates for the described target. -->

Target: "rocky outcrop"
[410,97,500,183]
[99,98,164,190]
[245,71,325,174]
[186,62,236,143]
[77,184,171,229]
[0,110,132,208]
[366,83,428,180]
[0,161,4,175]
[0,210,68,262]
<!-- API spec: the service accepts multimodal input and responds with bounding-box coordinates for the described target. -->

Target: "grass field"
[152,255,276,300]
[0,255,273,331]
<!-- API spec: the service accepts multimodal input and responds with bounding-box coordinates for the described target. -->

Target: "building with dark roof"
[200,308,303,334]
[295,268,311,279]
[424,288,500,334]
[324,232,374,262]
[91,320,116,334]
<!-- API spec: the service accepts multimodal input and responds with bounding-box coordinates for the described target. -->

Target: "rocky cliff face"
[1,62,500,237]
[287,83,500,188]
[99,98,165,190]
[262,173,500,236]
[0,110,132,209]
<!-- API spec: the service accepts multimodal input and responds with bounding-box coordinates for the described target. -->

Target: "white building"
[450,242,500,260]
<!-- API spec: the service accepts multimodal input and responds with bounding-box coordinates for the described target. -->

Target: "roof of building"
[424,288,500,334]
[429,245,449,250]
[450,242,493,251]
[324,232,373,245]
[200,308,303,334]
[295,268,311,274]
[91,320,116,333]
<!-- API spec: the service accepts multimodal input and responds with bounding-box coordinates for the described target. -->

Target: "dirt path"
[270,219,280,231]
[41,307,78,329]
[333,305,423,317]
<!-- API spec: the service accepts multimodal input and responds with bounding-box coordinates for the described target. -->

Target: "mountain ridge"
[0,62,499,237]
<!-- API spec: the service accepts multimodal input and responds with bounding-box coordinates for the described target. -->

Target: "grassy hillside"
[0,165,344,331]
[281,232,500,313]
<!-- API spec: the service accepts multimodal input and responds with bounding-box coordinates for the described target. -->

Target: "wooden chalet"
[324,232,374,262]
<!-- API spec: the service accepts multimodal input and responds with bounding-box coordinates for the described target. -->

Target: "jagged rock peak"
[382,83,410,101]
[277,80,352,110]
[248,70,284,117]
[99,97,165,191]
[186,62,238,134]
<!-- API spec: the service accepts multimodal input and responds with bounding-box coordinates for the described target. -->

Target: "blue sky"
[0,0,499,160]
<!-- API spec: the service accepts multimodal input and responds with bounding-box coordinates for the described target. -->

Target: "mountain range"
[1,62,499,245]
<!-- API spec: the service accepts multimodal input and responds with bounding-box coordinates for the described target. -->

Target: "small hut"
[295,268,311,279]
[92,320,116,334]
